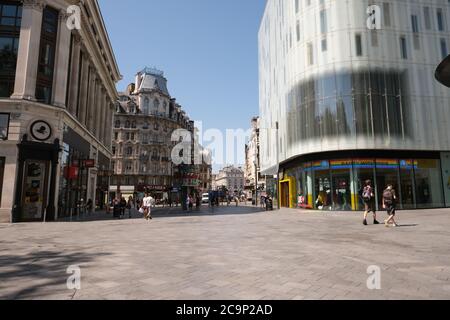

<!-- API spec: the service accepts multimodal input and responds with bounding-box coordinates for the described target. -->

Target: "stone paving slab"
[0,206,450,300]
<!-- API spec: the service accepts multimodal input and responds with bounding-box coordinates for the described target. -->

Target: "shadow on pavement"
[57,205,270,223]
[0,250,111,299]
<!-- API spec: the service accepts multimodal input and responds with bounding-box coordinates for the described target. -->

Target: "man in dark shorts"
[362,180,380,226]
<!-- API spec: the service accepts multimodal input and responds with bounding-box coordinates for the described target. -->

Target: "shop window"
[312,161,332,210]
[415,159,444,208]
[330,160,353,211]
[353,159,376,211]
[0,2,22,97]
[399,160,416,209]
[375,159,401,210]
[0,112,9,140]
[35,7,58,104]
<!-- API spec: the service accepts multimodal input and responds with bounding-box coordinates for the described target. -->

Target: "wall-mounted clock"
[30,120,52,142]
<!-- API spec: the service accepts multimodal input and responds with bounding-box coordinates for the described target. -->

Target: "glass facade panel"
[286,70,409,149]
[353,159,376,211]
[312,161,331,210]
[400,160,416,209]
[441,153,450,207]
[415,159,444,208]
[375,159,400,209]
[330,160,352,211]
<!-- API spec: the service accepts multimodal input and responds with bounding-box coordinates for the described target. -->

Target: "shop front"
[58,128,91,218]
[281,151,447,211]
[13,136,61,222]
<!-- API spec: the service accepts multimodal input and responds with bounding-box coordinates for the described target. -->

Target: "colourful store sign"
[400,160,418,169]
[376,159,399,169]
[311,160,329,170]
[330,159,353,169]
[353,159,375,169]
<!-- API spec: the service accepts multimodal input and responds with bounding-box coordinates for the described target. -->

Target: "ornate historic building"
[0,0,121,222]
[111,67,211,203]
[214,166,245,193]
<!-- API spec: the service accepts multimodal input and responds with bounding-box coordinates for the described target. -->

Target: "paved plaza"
[0,206,449,300]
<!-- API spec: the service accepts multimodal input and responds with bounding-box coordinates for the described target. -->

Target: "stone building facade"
[244,116,266,199]
[0,0,120,222]
[214,166,245,193]
[111,67,211,203]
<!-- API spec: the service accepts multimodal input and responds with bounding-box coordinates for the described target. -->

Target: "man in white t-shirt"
[142,192,153,220]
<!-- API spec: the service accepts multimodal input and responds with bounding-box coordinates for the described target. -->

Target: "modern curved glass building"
[258,0,450,210]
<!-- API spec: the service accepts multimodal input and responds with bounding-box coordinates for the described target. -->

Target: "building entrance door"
[21,160,50,221]
[280,181,290,208]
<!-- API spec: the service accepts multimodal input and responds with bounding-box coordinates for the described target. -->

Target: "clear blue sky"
[99,0,266,137]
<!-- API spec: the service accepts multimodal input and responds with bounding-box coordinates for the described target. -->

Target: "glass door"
[21,160,50,221]
[331,162,352,211]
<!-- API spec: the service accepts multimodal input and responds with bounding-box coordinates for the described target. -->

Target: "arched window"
[115,120,120,128]
[144,97,150,114]
[154,98,160,110]
[131,121,136,128]
[125,121,130,128]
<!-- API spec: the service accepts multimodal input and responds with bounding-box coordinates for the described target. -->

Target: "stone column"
[67,34,82,116]
[107,101,114,149]
[52,11,72,108]
[95,87,104,141]
[11,0,45,100]
[78,53,89,126]
[87,72,97,132]
[101,92,108,145]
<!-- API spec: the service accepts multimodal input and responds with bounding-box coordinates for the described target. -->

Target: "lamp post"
[254,160,258,207]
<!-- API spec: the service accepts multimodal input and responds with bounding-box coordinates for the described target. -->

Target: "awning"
[436,54,450,87]
[260,164,279,176]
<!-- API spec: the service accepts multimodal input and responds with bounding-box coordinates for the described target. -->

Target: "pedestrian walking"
[119,197,127,218]
[127,196,133,219]
[188,195,194,211]
[383,185,398,227]
[362,180,380,226]
[86,199,93,216]
[141,192,153,221]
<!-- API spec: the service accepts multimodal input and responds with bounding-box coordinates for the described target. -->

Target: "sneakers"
[363,219,368,226]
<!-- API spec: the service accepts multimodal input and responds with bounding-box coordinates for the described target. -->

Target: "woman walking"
[141,192,153,221]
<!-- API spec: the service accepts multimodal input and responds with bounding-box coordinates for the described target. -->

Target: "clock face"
[30,120,52,142]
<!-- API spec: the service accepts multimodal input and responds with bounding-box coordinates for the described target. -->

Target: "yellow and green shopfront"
[278,151,450,211]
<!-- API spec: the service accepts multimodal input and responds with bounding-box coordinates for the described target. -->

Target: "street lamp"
[254,160,258,207]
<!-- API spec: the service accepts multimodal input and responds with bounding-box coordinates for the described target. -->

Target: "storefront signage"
[64,166,79,180]
[400,160,418,170]
[353,159,375,169]
[376,159,399,169]
[311,161,329,171]
[83,159,96,168]
[30,120,52,142]
[330,159,352,169]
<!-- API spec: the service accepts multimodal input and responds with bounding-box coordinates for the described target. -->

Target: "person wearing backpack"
[383,185,398,227]
[362,180,380,226]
